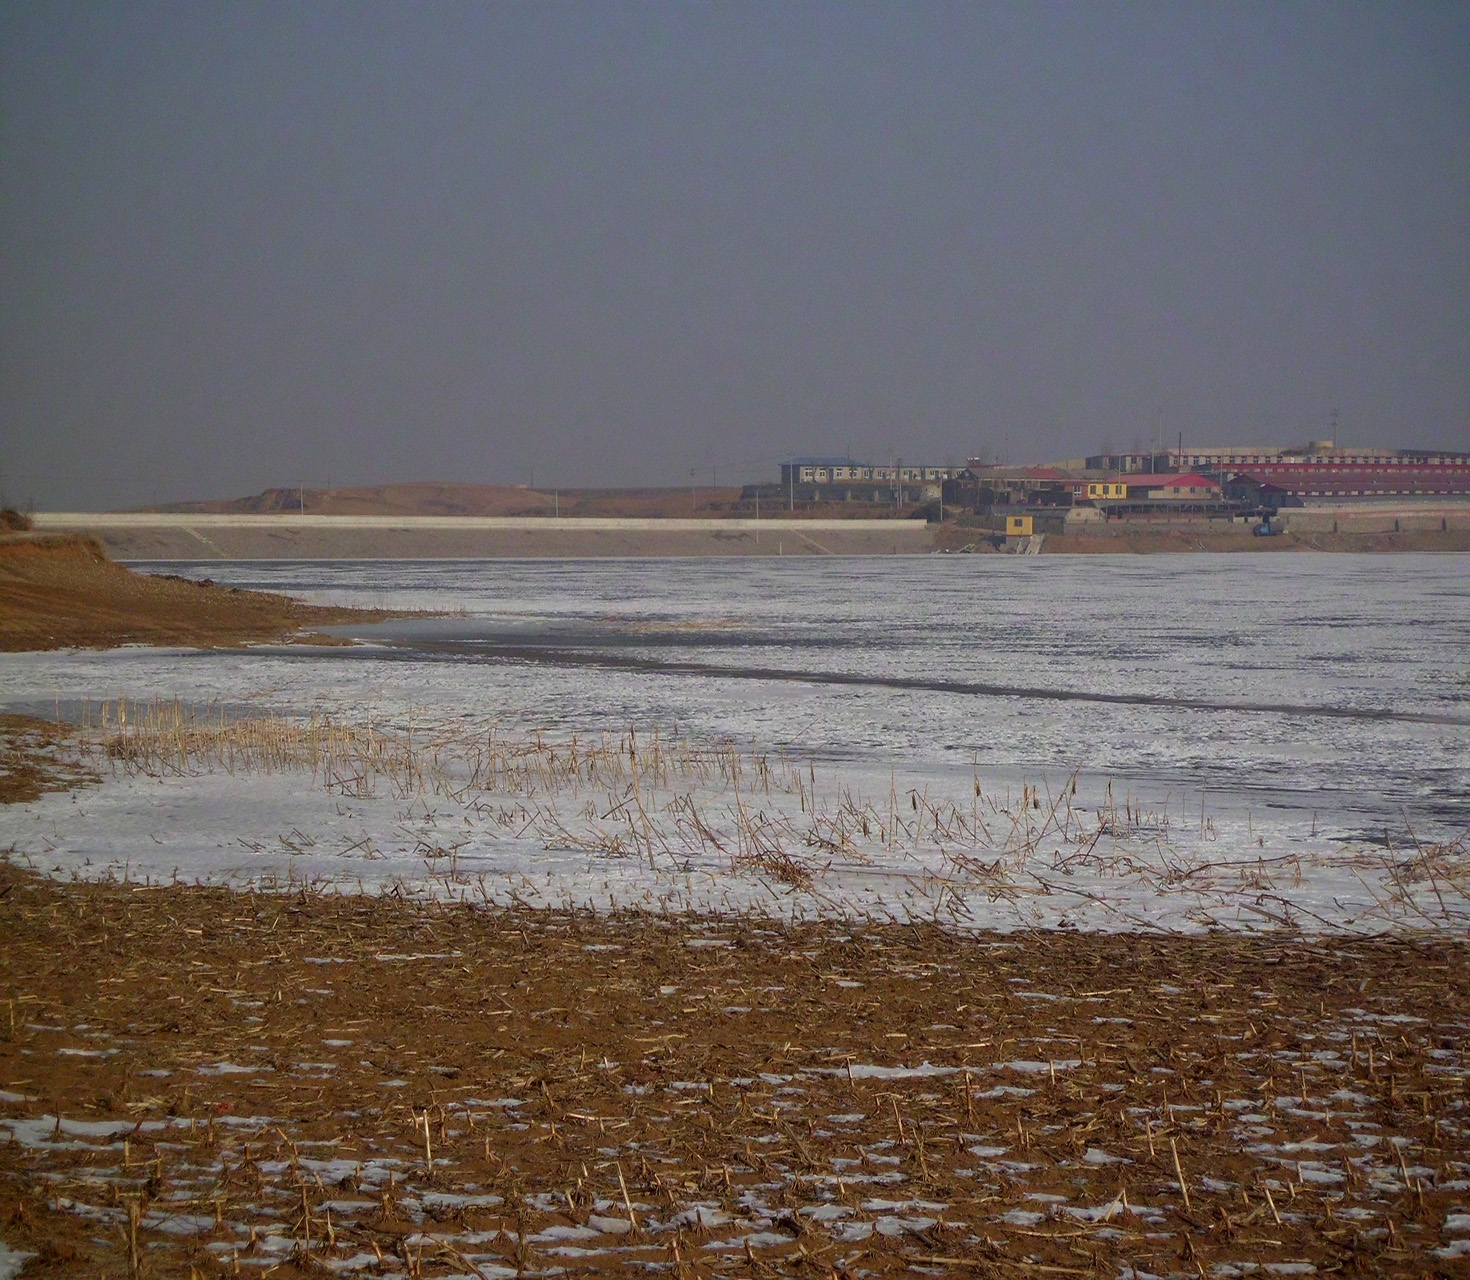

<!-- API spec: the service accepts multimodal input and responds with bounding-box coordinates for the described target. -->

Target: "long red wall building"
[1227,460,1470,498]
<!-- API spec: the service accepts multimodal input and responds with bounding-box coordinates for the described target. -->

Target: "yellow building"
[1086,481,1127,500]
[1005,514,1033,536]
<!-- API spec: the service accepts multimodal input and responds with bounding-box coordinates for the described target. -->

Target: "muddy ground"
[0,858,1466,1278]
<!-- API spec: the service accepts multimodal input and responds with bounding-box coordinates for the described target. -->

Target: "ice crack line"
[274,640,1470,728]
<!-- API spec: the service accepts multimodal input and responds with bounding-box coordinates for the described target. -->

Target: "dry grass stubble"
[0,866,1466,1277]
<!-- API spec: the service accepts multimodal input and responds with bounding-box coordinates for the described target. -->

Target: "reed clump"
[61,699,1470,930]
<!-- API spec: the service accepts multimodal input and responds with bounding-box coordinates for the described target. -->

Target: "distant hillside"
[135,482,882,517]
[137,482,752,519]
[142,482,554,517]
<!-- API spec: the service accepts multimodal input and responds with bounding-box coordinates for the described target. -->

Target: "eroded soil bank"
[0,864,1465,1277]
[933,525,1470,554]
[0,536,396,651]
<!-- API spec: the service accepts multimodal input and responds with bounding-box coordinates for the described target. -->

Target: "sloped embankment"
[0,535,388,650]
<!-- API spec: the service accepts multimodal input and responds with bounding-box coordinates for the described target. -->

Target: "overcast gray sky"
[3,2,1466,509]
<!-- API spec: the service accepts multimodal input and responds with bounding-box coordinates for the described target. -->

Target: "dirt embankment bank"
[0,535,397,651]
[932,524,1470,554]
[39,518,1470,561]
[0,860,1464,1277]
[33,517,931,561]
[145,481,759,519]
[1041,527,1470,553]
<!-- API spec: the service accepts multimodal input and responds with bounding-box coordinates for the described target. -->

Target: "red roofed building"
[1229,460,1470,498]
[1126,473,1221,500]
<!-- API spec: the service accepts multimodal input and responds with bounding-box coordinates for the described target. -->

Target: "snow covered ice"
[2,553,1467,932]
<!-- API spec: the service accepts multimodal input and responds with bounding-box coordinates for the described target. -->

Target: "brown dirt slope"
[182,481,559,517]
[145,481,757,519]
[540,486,750,517]
[139,481,916,520]
[932,525,1470,554]
[0,535,391,650]
[1044,528,1470,553]
[0,863,1465,1277]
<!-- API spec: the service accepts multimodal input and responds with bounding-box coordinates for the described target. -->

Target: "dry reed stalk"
[53,702,1470,929]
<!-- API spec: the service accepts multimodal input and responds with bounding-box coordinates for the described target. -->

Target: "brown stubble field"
[0,862,1467,1278]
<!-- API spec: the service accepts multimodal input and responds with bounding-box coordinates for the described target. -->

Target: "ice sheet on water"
[4,556,1467,932]
[11,756,1452,933]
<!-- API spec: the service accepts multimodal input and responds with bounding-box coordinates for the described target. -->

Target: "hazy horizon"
[4,2,1467,511]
